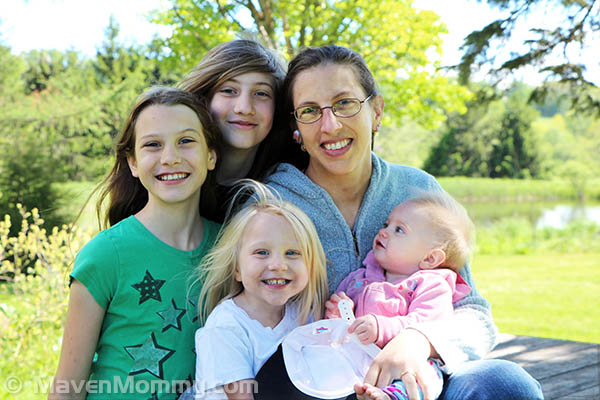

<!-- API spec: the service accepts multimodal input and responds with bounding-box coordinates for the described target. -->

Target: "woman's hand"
[362,329,440,400]
[324,291,353,319]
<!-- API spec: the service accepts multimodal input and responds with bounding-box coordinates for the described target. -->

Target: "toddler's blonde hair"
[197,180,328,325]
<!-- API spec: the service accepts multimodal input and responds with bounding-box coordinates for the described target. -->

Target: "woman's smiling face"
[291,63,382,182]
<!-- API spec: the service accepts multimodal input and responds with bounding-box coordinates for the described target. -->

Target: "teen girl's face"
[372,203,436,279]
[127,104,216,209]
[235,211,309,318]
[210,71,275,151]
[292,63,383,183]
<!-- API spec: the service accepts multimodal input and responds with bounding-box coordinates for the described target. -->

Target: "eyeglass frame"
[291,94,374,124]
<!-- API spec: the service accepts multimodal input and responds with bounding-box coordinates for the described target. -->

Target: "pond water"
[461,201,600,229]
[535,204,600,229]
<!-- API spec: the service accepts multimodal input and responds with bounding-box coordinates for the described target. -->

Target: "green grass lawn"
[472,253,600,344]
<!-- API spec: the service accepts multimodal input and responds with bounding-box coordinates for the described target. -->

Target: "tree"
[0,133,65,235]
[457,0,600,115]
[0,44,26,101]
[424,82,542,178]
[423,96,502,177]
[150,0,471,127]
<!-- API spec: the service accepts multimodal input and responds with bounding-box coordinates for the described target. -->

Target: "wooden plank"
[488,334,600,400]
[489,334,594,364]
[538,364,599,400]
[520,345,599,380]
[557,385,600,400]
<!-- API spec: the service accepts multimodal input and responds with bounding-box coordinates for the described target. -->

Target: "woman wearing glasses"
[261,45,543,400]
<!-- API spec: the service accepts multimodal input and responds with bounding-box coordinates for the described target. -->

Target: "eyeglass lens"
[295,98,362,123]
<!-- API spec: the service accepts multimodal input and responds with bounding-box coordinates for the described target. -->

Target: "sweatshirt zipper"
[352,231,359,257]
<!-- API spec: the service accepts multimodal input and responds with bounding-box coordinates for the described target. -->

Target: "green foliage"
[0,44,26,101]
[374,119,440,167]
[0,133,65,235]
[476,218,600,255]
[424,83,542,178]
[0,18,168,230]
[150,0,472,128]
[0,18,168,182]
[438,176,600,201]
[0,208,92,398]
[21,49,83,93]
[531,111,600,198]
[457,0,600,115]
[421,99,501,176]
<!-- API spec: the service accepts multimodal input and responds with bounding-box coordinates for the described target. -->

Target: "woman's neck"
[216,144,260,184]
[307,163,372,229]
[134,199,204,251]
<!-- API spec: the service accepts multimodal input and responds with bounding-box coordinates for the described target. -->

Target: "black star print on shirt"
[125,332,175,379]
[188,298,199,322]
[157,299,186,332]
[132,270,166,304]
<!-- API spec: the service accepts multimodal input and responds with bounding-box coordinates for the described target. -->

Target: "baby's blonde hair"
[197,180,328,325]
[406,190,475,272]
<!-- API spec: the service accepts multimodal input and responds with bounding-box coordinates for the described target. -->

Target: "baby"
[326,190,475,400]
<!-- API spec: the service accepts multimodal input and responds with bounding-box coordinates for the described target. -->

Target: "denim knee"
[440,359,544,400]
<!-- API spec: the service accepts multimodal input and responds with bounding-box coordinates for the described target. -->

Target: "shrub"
[0,206,91,399]
[0,133,67,236]
[476,217,600,255]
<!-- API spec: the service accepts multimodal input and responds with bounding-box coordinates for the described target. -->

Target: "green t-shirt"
[70,215,220,399]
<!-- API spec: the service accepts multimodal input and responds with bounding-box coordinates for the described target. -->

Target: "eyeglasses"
[292,94,373,124]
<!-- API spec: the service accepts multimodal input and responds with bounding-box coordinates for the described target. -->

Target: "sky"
[1,0,597,85]
[0,0,171,55]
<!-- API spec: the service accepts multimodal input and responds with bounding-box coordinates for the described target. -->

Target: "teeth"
[158,173,187,181]
[323,139,350,150]
[264,279,287,285]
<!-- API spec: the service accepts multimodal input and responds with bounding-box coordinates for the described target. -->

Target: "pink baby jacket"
[336,251,471,348]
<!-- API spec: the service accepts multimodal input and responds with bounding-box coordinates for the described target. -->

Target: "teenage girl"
[178,39,305,222]
[50,87,221,399]
[191,181,328,399]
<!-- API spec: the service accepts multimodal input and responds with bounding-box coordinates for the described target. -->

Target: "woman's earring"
[293,129,306,152]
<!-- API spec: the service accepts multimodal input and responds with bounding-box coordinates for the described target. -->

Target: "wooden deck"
[487,333,599,400]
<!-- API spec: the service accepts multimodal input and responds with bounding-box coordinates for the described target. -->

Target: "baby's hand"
[324,292,353,319]
[348,315,378,345]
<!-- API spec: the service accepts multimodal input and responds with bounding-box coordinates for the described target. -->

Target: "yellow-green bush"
[0,206,91,399]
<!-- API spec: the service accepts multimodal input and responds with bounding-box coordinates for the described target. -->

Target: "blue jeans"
[439,359,544,400]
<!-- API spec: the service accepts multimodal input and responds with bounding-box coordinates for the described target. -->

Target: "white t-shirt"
[193,298,300,396]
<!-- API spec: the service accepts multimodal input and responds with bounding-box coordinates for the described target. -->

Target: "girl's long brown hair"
[90,86,221,229]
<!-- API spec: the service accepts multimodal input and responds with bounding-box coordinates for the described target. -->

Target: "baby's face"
[372,203,434,278]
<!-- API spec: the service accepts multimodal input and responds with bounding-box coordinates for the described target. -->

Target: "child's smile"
[234,211,309,326]
[127,104,216,209]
